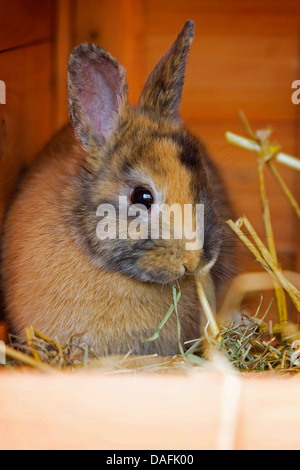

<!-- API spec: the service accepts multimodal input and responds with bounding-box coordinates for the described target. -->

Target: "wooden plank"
[0,0,54,52]
[53,0,74,130]
[74,0,145,104]
[0,322,7,342]
[0,43,54,226]
[144,0,300,121]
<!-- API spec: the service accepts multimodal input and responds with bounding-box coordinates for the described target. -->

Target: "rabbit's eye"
[130,186,154,211]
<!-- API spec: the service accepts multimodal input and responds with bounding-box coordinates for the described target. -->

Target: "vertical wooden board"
[0,43,54,224]
[73,0,145,104]
[144,0,300,121]
[54,0,74,130]
[0,0,54,51]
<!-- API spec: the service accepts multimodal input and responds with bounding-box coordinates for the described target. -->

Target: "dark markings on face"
[68,119,226,284]
[115,126,209,202]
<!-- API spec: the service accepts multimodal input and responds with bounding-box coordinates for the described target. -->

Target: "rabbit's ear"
[138,20,194,121]
[68,43,128,154]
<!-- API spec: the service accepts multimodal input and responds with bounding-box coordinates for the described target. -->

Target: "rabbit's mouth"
[137,259,218,285]
[132,250,219,285]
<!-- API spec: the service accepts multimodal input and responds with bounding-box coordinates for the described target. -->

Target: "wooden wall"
[1,0,300,280]
[0,0,55,227]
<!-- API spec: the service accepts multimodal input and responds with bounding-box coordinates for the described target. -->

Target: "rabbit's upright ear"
[138,20,194,121]
[68,44,128,154]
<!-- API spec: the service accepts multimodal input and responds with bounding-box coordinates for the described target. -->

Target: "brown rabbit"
[1,21,234,355]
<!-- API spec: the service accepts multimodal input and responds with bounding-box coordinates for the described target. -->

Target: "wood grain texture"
[74,0,145,104]
[0,0,54,52]
[0,322,7,342]
[53,0,74,130]
[0,43,54,223]
[144,0,300,121]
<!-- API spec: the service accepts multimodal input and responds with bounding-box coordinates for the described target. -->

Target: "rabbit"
[1,20,234,356]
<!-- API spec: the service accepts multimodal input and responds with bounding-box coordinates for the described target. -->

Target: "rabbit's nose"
[183,250,201,273]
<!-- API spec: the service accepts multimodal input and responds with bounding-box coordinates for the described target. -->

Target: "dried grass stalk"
[257,155,287,322]
[225,131,300,171]
[267,162,300,220]
[226,113,300,331]
[227,217,300,312]
[196,278,220,338]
